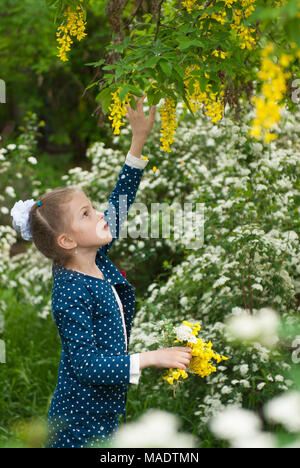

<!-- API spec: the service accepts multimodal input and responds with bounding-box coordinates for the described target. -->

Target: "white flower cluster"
[174,324,197,344]
[111,409,196,448]
[225,307,280,348]
[209,406,275,448]
[209,390,300,448]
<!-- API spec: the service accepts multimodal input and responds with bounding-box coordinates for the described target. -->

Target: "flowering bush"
[110,409,197,448]
[1,98,299,446]
[209,366,300,448]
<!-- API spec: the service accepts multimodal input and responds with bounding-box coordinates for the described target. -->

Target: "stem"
[123,0,144,28]
[247,250,254,315]
[154,0,165,42]
[241,275,249,312]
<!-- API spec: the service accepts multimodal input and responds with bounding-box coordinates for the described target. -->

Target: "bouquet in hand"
[161,320,228,389]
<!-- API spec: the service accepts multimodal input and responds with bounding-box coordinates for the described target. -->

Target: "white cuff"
[125,151,149,169]
[129,353,141,385]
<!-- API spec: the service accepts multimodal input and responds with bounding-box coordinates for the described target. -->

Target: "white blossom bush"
[209,383,300,448]
[129,309,296,446]
[127,103,299,444]
[4,101,299,315]
[109,409,197,448]
[1,98,299,447]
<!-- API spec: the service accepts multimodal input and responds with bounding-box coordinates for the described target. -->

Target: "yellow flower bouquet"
[162,320,228,389]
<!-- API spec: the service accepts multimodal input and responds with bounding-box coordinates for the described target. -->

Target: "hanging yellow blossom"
[183,64,225,124]
[158,96,178,153]
[162,320,228,387]
[181,0,203,13]
[108,87,132,135]
[56,3,87,62]
[249,43,294,144]
[211,11,227,25]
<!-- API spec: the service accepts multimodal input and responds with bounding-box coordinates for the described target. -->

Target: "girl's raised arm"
[99,96,156,256]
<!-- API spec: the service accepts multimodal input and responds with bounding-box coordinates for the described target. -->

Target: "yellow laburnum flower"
[108,87,132,135]
[279,53,294,68]
[158,96,178,153]
[183,64,225,124]
[211,11,227,25]
[249,43,292,144]
[181,0,203,13]
[56,4,87,62]
[222,0,237,6]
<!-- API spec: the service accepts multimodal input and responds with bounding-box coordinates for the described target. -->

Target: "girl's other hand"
[139,347,192,371]
[125,95,156,143]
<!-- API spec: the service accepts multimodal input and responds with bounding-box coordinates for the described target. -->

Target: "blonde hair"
[29,186,83,268]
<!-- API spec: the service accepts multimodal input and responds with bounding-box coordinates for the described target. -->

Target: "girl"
[10,95,192,448]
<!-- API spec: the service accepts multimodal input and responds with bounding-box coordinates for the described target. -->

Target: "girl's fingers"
[126,95,148,115]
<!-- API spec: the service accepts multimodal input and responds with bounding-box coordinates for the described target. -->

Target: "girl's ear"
[57,232,76,251]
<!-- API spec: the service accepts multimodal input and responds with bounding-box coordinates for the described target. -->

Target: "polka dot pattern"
[46,162,145,448]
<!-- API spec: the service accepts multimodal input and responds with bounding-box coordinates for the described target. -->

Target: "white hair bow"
[10,199,36,240]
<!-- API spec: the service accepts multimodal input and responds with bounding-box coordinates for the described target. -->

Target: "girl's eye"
[83,211,89,217]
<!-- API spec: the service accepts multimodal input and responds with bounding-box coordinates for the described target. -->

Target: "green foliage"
[0,0,112,160]
[89,0,300,121]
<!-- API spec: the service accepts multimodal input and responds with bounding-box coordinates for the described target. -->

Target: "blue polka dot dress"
[45,153,149,448]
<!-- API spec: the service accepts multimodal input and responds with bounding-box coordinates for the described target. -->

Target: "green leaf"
[285,19,300,48]
[102,64,118,71]
[172,63,184,78]
[182,93,194,117]
[147,90,162,107]
[85,82,99,91]
[85,59,105,67]
[127,85,143,96]
[119,84,131,101]
[96,86,115,114]
[144,56,162,68]
[103,73,115,85]
[178,40,194,51]
[199,76,209,93]
[159,60,173,77]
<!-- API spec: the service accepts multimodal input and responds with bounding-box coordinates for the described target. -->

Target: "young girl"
[10,95,192,448]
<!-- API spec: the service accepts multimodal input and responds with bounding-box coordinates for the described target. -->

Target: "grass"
[0,287,60,446]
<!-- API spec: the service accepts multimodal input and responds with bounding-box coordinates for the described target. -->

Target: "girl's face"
[68,191,112,248]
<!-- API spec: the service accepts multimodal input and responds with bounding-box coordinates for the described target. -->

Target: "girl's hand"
[125,95,156,143]
[139,347,192,371]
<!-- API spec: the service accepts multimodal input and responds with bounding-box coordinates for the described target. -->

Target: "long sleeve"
[54,282,131,386]
[100,151,149,256]
[125,152,149,169]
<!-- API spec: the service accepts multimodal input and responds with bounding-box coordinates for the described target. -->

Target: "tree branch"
[123,0,144,28]
[154,0,164,42]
